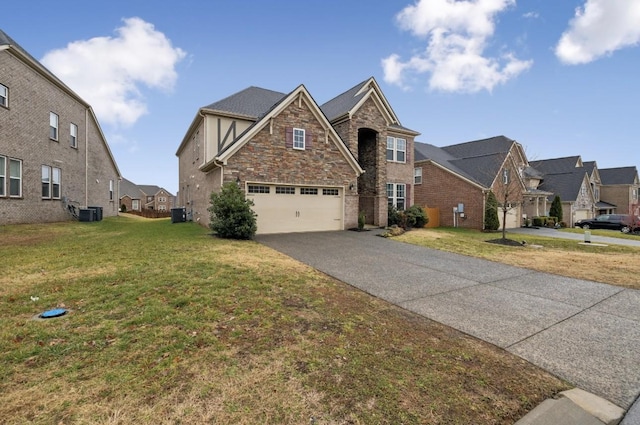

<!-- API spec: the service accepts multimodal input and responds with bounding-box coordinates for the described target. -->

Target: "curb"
[516,388,625,425]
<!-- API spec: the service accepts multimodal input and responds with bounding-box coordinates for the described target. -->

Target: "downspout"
[85,108,89,207]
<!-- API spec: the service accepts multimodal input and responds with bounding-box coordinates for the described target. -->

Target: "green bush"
[358,211,366,230]
[208,182,257,240]
[484,192,499,231]
[406,205,428,228]
[549,196,563,224]
[388,205,401,227]
[532,217,544,227]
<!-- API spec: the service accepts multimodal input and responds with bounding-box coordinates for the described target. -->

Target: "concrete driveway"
[257,230,640,412]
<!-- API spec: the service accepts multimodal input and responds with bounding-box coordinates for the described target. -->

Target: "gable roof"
[214,84,363,175]
[537,170,589,202]
[320,77,419,135]
[529,156,582,175]
[599,166,639,185]
[119,178,174,198]
[202,86,287,120]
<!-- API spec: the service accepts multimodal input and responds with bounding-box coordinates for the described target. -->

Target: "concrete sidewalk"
[257,230,640,423]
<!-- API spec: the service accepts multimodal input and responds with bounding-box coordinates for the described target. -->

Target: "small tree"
[208,182,257,239]
[549,195,563,224]
[406,205,429,228]
[484,191,500,231]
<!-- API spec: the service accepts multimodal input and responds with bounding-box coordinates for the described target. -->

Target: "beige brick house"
[119,178,175,212]
[0,29,121,225]
[176,77,418,234]
[599,167,640,216]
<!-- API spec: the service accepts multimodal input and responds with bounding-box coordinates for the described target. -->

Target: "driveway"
[257,230,640,411]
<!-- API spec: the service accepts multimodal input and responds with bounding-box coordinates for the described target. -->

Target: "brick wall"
[414,161,485,229]
[0,50,119,225]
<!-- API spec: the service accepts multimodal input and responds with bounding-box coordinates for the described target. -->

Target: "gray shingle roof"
[537,171,587,202]
[202,86,287,120]
[320,79,369,122]
[599,166,639,185]
[529,156,582,175]
[119,178,173,198]
[441,135,515,159]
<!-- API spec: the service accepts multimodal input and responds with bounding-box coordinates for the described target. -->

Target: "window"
[50,112,59,140]
[414,167,422,185]
[109,180,114,201]
[52,168,60,199]
[248,185,270,194]
[387,183,406,210]
[300,187,318,195]
[0,84,7,108]
[132,199,140,210]
[70,123,78,148]
[502,169,510,185]
[276,186,295,194]
[158,205,166,211]
[41,166,62,199]
[323,188,339,196]
[293,128,305,150]
[386,137,406,163]
[9,158,22,197]
[0,156,5,196]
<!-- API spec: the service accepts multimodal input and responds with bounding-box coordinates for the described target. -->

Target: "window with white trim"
[50,112,59,141]
[158,205,167,211]
[70,123,78,148]
[502,168,510,185]
[386,137,406,163]
[9,158,22,197]
[0,155,5,196]
[132,199,140,210]
[158,197,167,203]
[387,183,406,210]
[109,180,114,201]
[414,167,422,184]
[323,188,339,196]
[300,187,318,195]
[293,128,305,150]
[0,84,7,108]
[41,166,61,199]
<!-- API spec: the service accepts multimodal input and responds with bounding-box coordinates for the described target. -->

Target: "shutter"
[406,183,412,208]
[285,127,293,148]
[305,132,313,149]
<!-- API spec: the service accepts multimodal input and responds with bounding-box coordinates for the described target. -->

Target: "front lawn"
[394,227,640,289]
[0,217,568,424]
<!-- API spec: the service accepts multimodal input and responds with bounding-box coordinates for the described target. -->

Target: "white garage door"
[246,184,343,234]
[498,203,520,229]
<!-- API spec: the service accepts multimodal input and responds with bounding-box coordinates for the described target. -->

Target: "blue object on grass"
[40,308,67,318]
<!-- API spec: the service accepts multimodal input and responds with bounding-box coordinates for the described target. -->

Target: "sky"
[3,0,640,195]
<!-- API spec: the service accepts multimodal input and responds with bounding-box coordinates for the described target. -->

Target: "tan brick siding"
[0,50,119,225]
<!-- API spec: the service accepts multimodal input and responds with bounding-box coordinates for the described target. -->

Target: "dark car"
[575,214,640,233]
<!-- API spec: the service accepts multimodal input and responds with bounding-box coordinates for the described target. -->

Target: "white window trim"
[70,123,78,148]
[109,180,114,201]
[52,167,61,199]
[9,158,22,198]
[0,155,6,197]
[414,167,422,185]
[50,112,59,141]
[386,136,407,163]
[387,183,406,210]
[0,84,7,108]
[293,128,305,150]
[42,165,51,199]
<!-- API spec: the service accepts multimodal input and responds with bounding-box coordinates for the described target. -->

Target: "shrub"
[406,205,428,228]
[549,196,563,224]
[388,205,401,227]
[120,204,127,212]
[208,182,257,240]
[484,192,500,231]
[358,211,366,230]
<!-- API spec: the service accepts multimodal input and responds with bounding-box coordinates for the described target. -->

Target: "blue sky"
[3,0,640,194]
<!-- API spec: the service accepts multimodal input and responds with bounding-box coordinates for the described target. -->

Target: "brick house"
[176,77,418,234]
[599,166,640,216]
[414,136,539,230]
[119,178,175,212]
[529,156,597,226]
[0,29,121,225]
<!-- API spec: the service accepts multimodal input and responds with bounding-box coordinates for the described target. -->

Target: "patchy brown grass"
[396,228,640,289]
[0,218,569,424]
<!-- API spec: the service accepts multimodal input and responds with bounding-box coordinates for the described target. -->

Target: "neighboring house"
[175,77,419,234]
[414,136,538,230]
[599,166,640,216]
[119,177,174,212]
[0,29,121,225]
[528,156,596,226]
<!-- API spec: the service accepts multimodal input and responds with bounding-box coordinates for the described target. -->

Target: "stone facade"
[0,47,120,225]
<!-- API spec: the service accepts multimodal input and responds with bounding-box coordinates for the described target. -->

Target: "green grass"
[0,217,568,424]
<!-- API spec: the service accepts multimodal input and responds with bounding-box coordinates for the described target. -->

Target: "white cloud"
[41,17,186,127]
[382,0,533,93]
[555,0,640,64]
[382,0,532,93]
[522,11,539,19]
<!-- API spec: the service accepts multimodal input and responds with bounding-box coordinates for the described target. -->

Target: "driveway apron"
[257,230,640,411]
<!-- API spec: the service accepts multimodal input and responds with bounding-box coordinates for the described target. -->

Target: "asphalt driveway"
[257,229,640,412]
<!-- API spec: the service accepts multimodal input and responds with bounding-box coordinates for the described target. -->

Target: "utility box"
[78,208,95,222]
[88,206,103,221]
[171,207,186,223]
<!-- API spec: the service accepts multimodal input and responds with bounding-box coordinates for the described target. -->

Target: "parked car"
[575,214,640,233]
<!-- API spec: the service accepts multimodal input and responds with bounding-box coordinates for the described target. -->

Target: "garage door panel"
[248,185,343,234]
